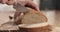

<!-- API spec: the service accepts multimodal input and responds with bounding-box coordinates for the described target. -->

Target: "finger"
[30,3,40,11]
[2,0,8,4]
[26,1,40,11]
[0,0,2,3]
[7,0,15,5]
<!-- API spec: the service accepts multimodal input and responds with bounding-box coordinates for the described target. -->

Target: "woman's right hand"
[0,0,15,5]
[0,0,40,11]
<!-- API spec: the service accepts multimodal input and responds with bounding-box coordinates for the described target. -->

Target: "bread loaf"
[22,8,48,24]
[19,22,51,32]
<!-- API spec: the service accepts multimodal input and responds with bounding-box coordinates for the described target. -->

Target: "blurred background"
[0,0,60,27]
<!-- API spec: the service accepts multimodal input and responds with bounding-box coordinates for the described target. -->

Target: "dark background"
[40,0,60,10]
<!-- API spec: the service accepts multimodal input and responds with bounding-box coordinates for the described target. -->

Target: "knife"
[13,3,28,25]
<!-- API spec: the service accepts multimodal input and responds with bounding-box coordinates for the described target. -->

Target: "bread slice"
[18,22,48,28]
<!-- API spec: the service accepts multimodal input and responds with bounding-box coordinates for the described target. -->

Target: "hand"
[0,0,40,11]
[0,0,15,5]
[17,0,40,11]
